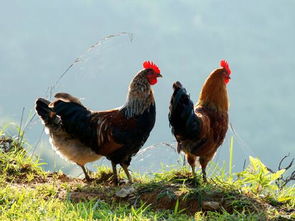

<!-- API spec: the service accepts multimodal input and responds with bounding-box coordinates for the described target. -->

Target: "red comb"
[220,60,231,75]
[143,61,160,74]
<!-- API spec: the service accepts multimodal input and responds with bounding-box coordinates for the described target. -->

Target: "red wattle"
[148,78,157,85]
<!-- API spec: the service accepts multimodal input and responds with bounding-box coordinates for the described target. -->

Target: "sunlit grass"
[0,126,294,220]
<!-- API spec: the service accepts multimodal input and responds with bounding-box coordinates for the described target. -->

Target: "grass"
[0,139,46,184]
[0,129,294,220]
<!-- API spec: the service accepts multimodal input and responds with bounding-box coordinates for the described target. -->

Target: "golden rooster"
[168,60,231,181]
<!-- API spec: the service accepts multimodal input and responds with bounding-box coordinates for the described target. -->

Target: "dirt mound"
[64,171,267,215]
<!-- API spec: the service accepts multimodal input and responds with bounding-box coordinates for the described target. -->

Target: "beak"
[157,73,163,78]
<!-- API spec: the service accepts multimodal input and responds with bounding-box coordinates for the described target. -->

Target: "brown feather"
[89,109,138,156]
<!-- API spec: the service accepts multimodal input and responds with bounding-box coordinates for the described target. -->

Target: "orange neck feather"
[197,68,229,112]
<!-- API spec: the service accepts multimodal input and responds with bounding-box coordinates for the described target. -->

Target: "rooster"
[35,61,162,184]
[168,60,231,182]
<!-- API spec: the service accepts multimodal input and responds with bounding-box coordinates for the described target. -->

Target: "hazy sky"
[1,0,294,175]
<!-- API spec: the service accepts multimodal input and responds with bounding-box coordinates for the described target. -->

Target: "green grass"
[0,139,46,183]
[0,130,294,220]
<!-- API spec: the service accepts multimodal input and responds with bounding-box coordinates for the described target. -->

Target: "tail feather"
[54,92,82,105]
[168,81,201,139]
[53,100,91,133]
[35,98,58,125]
[52,100,98,147]
[36,96,97,148]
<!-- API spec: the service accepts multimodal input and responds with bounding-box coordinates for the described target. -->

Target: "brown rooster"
[168,60,231,182]
[35,61,162,184]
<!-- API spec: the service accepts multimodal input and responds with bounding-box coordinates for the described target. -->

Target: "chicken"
[35,61,162,184]
[168,60,231,182]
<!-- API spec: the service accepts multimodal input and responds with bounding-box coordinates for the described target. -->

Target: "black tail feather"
[52,100,98,148]
[53,100,91,133]
[169,81,201,139]
[35,98,53,124]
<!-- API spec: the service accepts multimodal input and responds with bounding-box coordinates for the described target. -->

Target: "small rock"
[115,186,135,198]
[202,201,220,210]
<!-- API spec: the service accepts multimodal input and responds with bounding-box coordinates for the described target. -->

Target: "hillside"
[0,136,294,220]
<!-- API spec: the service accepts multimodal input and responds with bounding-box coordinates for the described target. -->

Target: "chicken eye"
[145,69,154,76]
